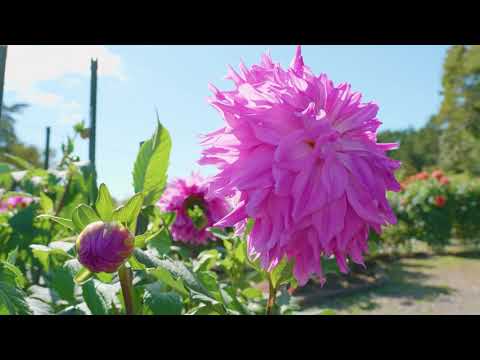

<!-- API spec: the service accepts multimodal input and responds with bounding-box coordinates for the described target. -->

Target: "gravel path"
[298,252,480,315]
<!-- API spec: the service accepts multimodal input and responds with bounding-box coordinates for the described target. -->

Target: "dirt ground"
[296,251,480,315]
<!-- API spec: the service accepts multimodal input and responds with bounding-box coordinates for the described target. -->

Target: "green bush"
[450,175,480,244]
[376,170,480,252]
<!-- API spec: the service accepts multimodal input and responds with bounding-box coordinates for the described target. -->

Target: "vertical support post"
[44,126,51,169]
[88,58,98,202]
[0,45,8,121]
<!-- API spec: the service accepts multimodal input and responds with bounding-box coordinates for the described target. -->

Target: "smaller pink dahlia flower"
[7,196,33,209]
[76,221,134,273]
[157,173,230,245]
[0,196,33,212]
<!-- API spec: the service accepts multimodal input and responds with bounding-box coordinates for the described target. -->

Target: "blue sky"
[4,45,450,200]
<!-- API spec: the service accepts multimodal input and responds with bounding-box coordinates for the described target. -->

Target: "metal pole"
[88,59,98,202]
[0,45,7,121]
[44,126,51,169]
[89,58,98,172]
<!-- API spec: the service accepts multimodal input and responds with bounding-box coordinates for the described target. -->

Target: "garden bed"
[293,261,389,307]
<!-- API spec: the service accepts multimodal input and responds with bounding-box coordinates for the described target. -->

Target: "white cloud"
[4,45,125,112]
[21,91,63,107]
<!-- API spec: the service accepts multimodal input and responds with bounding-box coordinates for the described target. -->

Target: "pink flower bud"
[76,221,134,273]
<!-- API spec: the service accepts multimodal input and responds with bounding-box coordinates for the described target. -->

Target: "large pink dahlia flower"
[199,46,401,286]
[157,173,230,245]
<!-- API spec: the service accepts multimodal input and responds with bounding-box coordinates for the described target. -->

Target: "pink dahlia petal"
[200,46,401,286]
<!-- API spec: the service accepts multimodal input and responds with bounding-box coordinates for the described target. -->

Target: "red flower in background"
[434,195,446,207]
[416,172,430,180]
[431,170,444,180]
[439,177,450,185]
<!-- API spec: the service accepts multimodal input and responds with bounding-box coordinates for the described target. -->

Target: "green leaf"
[133,248,160,268]
[134,233,148,248]
[0,262,31,315]
[322,257,340,275]
[161,211,176,227]
[51,266,76,303]
[36,214,74,231]
[95,272,115,283]
[193,249,220,272]
[95,183,114,221]
[74,267,93,285]
[30,245,73,272]
[56,304,88,315]
[1,153,33,170]
[112,193,144,233]
[186,304,224,315]
[244,218,255,237]
[156,259,213,299]
[50,240,75,254]
[0,261,26,288]
[128,255,146,271]
[147,229,172,256]
[234,241,246,263]
[196,271,221,299]
[26,297,53,315]
[0,162,12,174]
[133,249,215,301]
[28,285,60,304]
[221,286,250,315]
[39,192,54,214]
[270,257,295,289]
[132,118,172,206]
[223,240,233,255]
[143,284,182,315]
[148,267,188,296]
[82,279,110,315]
[6,247,18,265]
[241,287,264,299]
[72,204,101,233]
[209,227,231,241]
[8,205,36,236]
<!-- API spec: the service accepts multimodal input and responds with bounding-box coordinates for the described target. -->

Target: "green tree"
[435,45,480,175]
[1,103,42,167]
[0,103,28,147]
[377,116,442,179]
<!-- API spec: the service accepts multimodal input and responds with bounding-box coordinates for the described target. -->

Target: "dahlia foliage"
[158,173,230,245]
[200,46,401,285]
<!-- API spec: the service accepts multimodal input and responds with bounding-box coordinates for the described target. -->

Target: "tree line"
[0,103,43,167]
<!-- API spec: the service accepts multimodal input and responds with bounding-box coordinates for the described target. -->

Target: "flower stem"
[55,173,72,216]
[265,274,277,315]
[118,264,135,315]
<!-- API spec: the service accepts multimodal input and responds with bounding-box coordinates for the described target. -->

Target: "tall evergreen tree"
[435,45,480,175]
[0,103,42,167]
